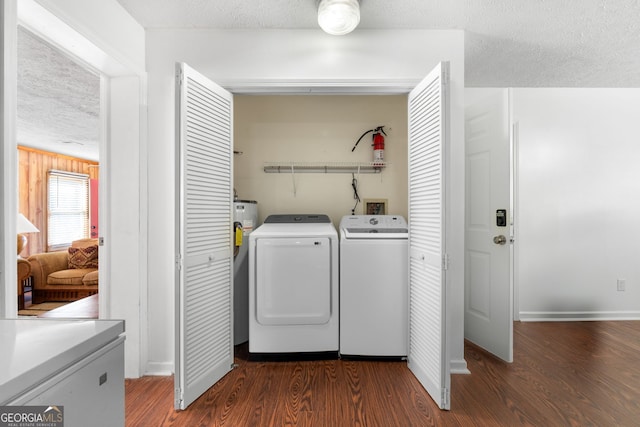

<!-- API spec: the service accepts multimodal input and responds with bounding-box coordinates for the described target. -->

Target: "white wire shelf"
[263,161,387,174]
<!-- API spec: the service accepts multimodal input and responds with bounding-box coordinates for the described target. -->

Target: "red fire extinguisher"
[351,125,387,165]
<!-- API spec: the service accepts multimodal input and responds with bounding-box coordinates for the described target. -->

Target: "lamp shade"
[17,213,39,234]
[318,0,360,36]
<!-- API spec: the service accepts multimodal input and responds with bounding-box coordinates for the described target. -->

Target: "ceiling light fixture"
[318,0,360,36]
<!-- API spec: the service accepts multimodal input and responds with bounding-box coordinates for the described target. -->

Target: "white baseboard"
[450,358,470,375]
[519,311,640,322]
[144,361,173,376]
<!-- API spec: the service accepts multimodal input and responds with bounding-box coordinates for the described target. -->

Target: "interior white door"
[407,62,451,410]
[464,89,513,362]
[174,63,234,410]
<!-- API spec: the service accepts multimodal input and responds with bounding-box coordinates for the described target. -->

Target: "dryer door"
[256,237,331,325]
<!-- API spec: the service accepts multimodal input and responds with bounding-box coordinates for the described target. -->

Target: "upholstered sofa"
[28,238,99,304]
[17,258,31,310]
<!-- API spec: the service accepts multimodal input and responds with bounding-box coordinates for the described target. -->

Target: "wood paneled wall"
[18,146,99,257]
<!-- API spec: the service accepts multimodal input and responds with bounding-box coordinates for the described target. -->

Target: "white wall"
[146,29,466,374]
[32,0,144,74]
[234,95,408,225]
[514,88,640,320]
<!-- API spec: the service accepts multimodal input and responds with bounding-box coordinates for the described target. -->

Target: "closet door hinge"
[442,387,450,408]
[442,253,450,271]
[174,387,183,409]
[176,67,184,86]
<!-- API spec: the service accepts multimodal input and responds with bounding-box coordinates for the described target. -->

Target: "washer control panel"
[341,215,408,238]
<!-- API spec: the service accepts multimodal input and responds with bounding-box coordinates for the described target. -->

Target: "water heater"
[233,200,258,344]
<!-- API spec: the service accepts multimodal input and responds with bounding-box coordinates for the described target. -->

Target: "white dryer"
[249,214,339,354]
[339,215,408,357]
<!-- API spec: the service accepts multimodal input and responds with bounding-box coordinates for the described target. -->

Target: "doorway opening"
[16,26,101,319]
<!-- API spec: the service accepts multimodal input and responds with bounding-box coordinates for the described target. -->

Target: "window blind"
[47,170,89,251]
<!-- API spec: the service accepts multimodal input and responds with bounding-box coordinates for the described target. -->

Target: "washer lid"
[340,215,408,239]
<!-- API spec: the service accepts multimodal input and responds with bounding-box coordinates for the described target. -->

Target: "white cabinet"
[0,320,125,427]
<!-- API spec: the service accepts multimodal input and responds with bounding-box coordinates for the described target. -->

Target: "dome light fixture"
[317,0,360,36]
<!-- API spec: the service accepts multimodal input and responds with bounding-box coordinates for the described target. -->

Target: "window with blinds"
[47,170,90,251]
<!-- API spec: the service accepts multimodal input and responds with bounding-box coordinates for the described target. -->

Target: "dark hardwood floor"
[125,321,640,426]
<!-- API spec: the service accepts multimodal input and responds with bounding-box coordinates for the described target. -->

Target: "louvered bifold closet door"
[407,62,451,410]
[175,63,234,410]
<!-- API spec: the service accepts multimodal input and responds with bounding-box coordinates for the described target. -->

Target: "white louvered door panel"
[175,63,234,410]
[407,62,451,410]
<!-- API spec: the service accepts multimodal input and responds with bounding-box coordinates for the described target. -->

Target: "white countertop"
[0,319,124,404]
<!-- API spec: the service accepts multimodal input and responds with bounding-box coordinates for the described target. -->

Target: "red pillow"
[68,245,99,269]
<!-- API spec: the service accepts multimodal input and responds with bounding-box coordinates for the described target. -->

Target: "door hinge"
[177,67,183,86]
[442,387,450,408]
[98,237,105,246]
[174,387,183,409]
[175,255,182,271]
[442,65,449,82]
[442,254,449,271]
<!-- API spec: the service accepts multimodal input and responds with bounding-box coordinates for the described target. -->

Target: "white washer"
[339,215,408,357]
[249,214,339,354]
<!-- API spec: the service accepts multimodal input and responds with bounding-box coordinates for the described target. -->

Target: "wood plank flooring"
[125,321,640,426]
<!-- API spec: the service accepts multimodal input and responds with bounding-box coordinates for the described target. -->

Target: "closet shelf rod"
[263,163,386,174]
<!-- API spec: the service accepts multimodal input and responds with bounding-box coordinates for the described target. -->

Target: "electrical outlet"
[617,279,626,292]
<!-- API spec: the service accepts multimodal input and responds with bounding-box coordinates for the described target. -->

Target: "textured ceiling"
[18,27,100,161]
[117,0,640,87]
[17,0,640,161]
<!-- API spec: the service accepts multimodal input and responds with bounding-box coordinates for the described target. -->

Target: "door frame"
[0,0,18,317]
[511,101,521,321]
[2,0,149,377]
[12,2,115,314]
